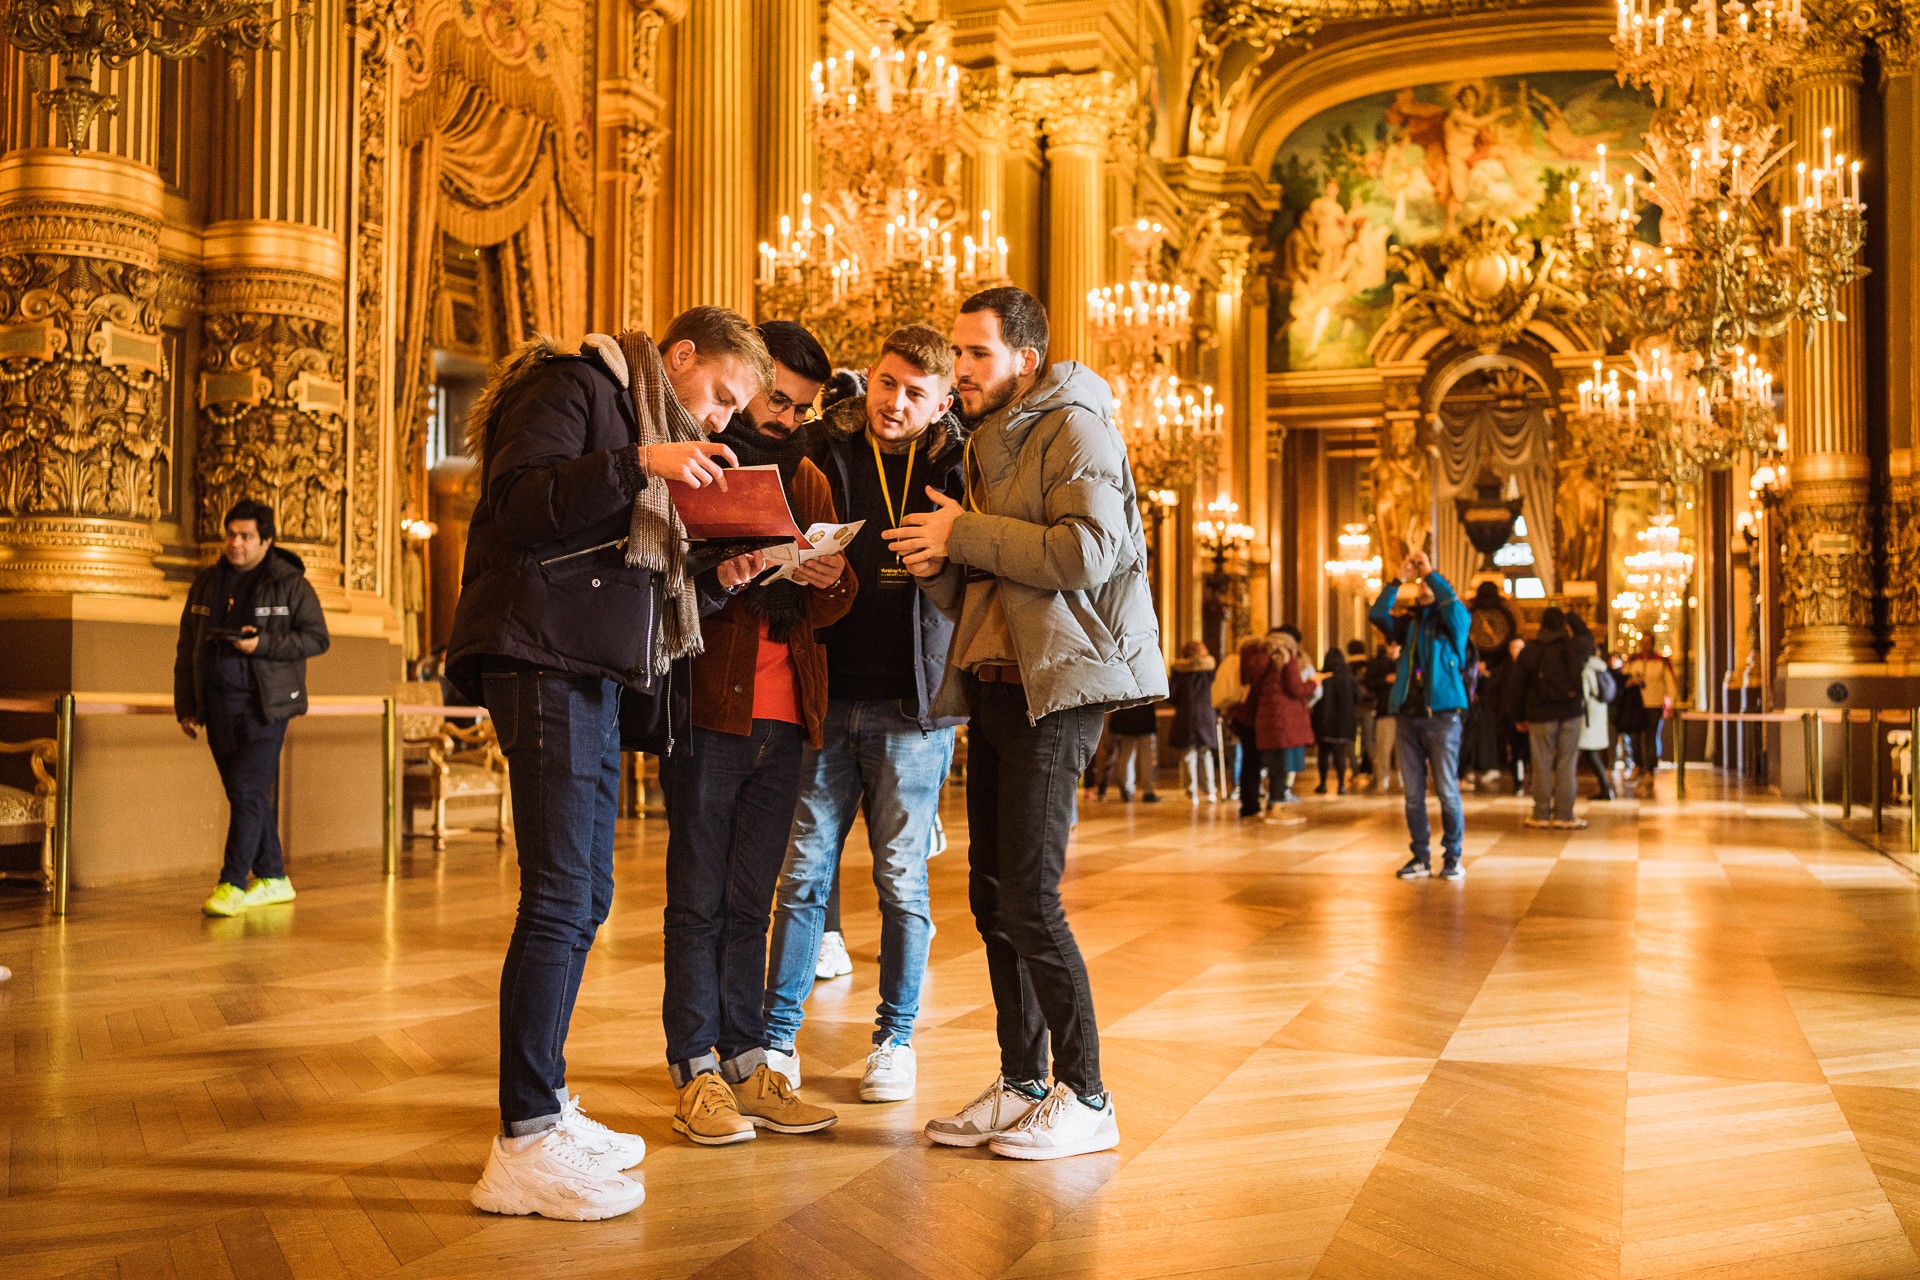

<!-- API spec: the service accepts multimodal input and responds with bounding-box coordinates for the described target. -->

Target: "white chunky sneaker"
[860,1039,916,1103]
[556,1095,646,1170]
[767,1046,802,1090]
[987,1083,1120,1161]
[925,1075,1042,1147]
[470,1129,645,1221]
[815,930,853,980]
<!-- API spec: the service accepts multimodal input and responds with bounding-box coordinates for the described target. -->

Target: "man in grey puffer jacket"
[885,286,1166,1161]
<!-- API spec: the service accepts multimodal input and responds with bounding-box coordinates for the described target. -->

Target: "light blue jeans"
[764,698,954,1048]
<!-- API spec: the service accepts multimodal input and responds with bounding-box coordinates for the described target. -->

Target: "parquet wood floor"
[6,778,1920,1277]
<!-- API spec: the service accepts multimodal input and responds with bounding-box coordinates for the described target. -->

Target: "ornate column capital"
[1014,70,1134,155]
[0,150,171,596]
[199,244,349,586]
[962,64,1031,151]
[1803,1,1874,75]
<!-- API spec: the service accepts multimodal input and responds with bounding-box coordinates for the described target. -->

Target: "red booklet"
[664,464,812,548]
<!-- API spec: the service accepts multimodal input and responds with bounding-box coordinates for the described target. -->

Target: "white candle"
[1782,204,1791,249]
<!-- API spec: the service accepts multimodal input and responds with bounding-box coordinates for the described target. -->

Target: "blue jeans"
[661,720,803,1085]
[481,669,621,1136]
[764,699,953,1049]
[1397,710,1465,862]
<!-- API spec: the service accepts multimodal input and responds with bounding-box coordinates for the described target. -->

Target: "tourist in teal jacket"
[1367,552,1474,880]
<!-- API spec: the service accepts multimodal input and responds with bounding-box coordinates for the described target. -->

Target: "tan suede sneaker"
[732,1064,838,1134]
[672,1073,756,1147]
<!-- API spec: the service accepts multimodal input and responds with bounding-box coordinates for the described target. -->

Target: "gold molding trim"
[201,220,349,284]
[0,150,165,219]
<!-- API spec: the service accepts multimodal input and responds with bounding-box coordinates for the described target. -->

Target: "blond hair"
[659,305,775,390]
[878,324,954,382]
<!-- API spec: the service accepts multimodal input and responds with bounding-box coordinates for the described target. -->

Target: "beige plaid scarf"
[585,331,704,674]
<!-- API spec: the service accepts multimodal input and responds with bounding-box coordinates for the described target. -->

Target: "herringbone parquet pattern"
[5,779,1920,1277]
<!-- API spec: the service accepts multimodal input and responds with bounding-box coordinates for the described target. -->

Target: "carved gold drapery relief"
[1889,478,1920,648]
[0,154,169,596]
[197,265,349,584]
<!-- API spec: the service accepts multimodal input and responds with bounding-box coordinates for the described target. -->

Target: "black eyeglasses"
[766,390,813,416]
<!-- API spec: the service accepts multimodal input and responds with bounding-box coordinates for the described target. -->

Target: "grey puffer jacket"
[922,361,1168,721]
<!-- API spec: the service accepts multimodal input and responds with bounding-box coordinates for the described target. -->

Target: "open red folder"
[664,464,812,548]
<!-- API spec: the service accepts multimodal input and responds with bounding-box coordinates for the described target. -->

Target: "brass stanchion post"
[1803,711,1816,803]
[1842,709,1854,820]
[1674,710,1687,800]
[53,693,74,917]
[382,697,398,877]
[1873,709,1884,835]
[1814,712,1826,809]
[1910,707,1920,854]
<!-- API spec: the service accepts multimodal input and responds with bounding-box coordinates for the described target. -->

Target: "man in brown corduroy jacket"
[660,320,857,1147]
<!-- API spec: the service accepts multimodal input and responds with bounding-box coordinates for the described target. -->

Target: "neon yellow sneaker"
[242,876,296,908]
[203,883,250,917]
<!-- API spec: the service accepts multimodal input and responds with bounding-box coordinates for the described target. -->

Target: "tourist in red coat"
[1239,629,1319,809]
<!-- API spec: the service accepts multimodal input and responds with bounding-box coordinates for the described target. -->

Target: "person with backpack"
[1504,606,1596,830]
[1579,648,1617,801]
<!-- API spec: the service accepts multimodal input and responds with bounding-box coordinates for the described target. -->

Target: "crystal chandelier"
[1571,343,1781,486]
[1592,0,1867,377]
[1088,220,1221,498]
[755,17,1003,367]
[1622,513,1694,645]
[1324,523,1384,595]
[4,0,309,151]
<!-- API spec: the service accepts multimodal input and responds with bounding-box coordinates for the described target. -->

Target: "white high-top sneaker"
[986,1083,1120,1161]
[767,1046,802,1090]
[860,1038,916,1102]
[470,1128,646,1220]
[924,1075,1042,1147]
[555,1095,646,1170]
[815,930,853,979]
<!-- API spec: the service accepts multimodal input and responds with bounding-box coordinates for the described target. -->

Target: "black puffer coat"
[1167,654,1219,750]
[446,345,657,694]
[174,547,329,724]
[1310,646,1359,742]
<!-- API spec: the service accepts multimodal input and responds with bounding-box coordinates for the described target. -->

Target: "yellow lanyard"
[962,433,983,512]
[871,433,917,526]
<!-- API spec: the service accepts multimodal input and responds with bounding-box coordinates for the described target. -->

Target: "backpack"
[1590,665,1617,704]
[1534,639,1585,706]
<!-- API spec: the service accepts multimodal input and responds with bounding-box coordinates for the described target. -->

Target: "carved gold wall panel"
[197,250,348,588]
[1780,481,1878,662]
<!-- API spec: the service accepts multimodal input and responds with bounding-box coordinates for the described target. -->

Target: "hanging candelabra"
[3,0,310,150]
[1088,219,1221,499]
[1620,511,1695,646]
[1571,342,1782,487]
[756,16,1005,366]
[1594,0,1867,378]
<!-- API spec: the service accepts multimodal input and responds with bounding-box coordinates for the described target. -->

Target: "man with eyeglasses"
[660,319,857,1148]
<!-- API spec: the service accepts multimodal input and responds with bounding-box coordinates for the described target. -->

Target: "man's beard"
[734,408,794,443]
[958,370,1022,424]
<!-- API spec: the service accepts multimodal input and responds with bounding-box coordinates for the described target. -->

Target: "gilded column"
[961,66,1017,273]
[199,0,351,594]
[1882,49,1920,662]
[755,0,815,255]
[0,56,169,596]
[1017,72,1130,366]
[1780,35,1877,664]
[674,0,754,315]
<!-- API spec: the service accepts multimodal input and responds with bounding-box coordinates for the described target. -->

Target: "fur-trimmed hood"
[1172,653,1216,673]
[817,393,965,462]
